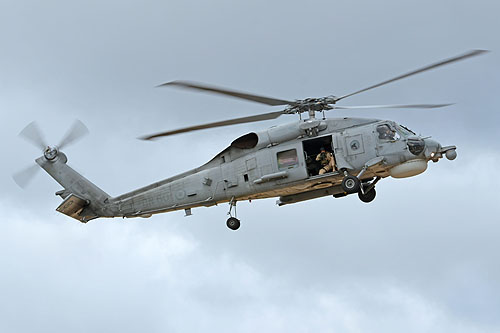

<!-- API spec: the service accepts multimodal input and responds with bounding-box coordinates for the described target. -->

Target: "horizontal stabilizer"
[56,193,89,222]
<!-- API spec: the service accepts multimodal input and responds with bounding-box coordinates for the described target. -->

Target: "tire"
[226,217,241,230]
[358,188,376,203]
[341,175,360,194]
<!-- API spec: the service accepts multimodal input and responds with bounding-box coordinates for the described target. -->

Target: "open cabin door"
[302,135,335,177]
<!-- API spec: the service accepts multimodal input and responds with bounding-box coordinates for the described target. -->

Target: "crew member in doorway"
[316,147,334,175]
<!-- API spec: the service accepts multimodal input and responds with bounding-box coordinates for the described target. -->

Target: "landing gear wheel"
[358,188,376,203]
[341,175,361,194]
[226,217,241,230]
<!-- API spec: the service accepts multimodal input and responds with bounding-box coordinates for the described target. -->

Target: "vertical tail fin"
[37,152,112,222]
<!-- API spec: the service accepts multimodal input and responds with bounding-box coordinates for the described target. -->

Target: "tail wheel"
[341,175,360,194]
[358,188,376,203]
[226,217,241,230]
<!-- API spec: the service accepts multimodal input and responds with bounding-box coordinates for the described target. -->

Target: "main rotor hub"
[285,96,337,115]
[44,146,59,160]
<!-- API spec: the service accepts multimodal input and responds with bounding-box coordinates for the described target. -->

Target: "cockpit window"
[397,124,416,136]
[376,124,399,141]
[408,137,425,155]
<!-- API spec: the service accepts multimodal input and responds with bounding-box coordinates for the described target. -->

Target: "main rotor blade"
[19,121,48,151]
[139,110,285,140]
[158,80,294,106]
[58,120,89,150]
[13,164,40,189]
[332,103,453,110]
[335,49,489,102]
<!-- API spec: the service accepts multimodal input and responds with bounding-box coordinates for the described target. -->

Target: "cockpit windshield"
[397,124,416,136]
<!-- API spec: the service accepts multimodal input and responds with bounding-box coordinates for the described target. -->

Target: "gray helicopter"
[14,50,487,230]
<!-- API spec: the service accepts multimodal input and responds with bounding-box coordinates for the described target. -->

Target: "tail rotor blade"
[19,121,48,151]
[13,164,40,189]
[58,120,89,150]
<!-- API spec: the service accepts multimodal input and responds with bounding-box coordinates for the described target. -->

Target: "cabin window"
[277,149,298,169]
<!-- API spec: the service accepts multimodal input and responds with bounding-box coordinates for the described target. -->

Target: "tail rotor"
[13,120,89,188]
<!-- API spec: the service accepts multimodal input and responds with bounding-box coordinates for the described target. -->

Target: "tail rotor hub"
[44,146,59,160]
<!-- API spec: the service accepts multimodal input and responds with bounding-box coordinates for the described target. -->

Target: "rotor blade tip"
[137,135,154,141]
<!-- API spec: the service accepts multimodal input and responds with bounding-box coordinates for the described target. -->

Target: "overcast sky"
[1,0,499,332]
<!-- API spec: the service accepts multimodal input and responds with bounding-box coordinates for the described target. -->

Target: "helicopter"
[14,50,487,230]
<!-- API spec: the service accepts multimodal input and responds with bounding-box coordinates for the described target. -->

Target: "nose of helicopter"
[423,138,443,160]
[424,138,440,152]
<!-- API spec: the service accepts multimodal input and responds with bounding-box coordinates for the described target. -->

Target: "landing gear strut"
[226,197,240,230]
[341,170,380,203]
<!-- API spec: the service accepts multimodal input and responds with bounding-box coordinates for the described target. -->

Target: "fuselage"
[101,117,454,219]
